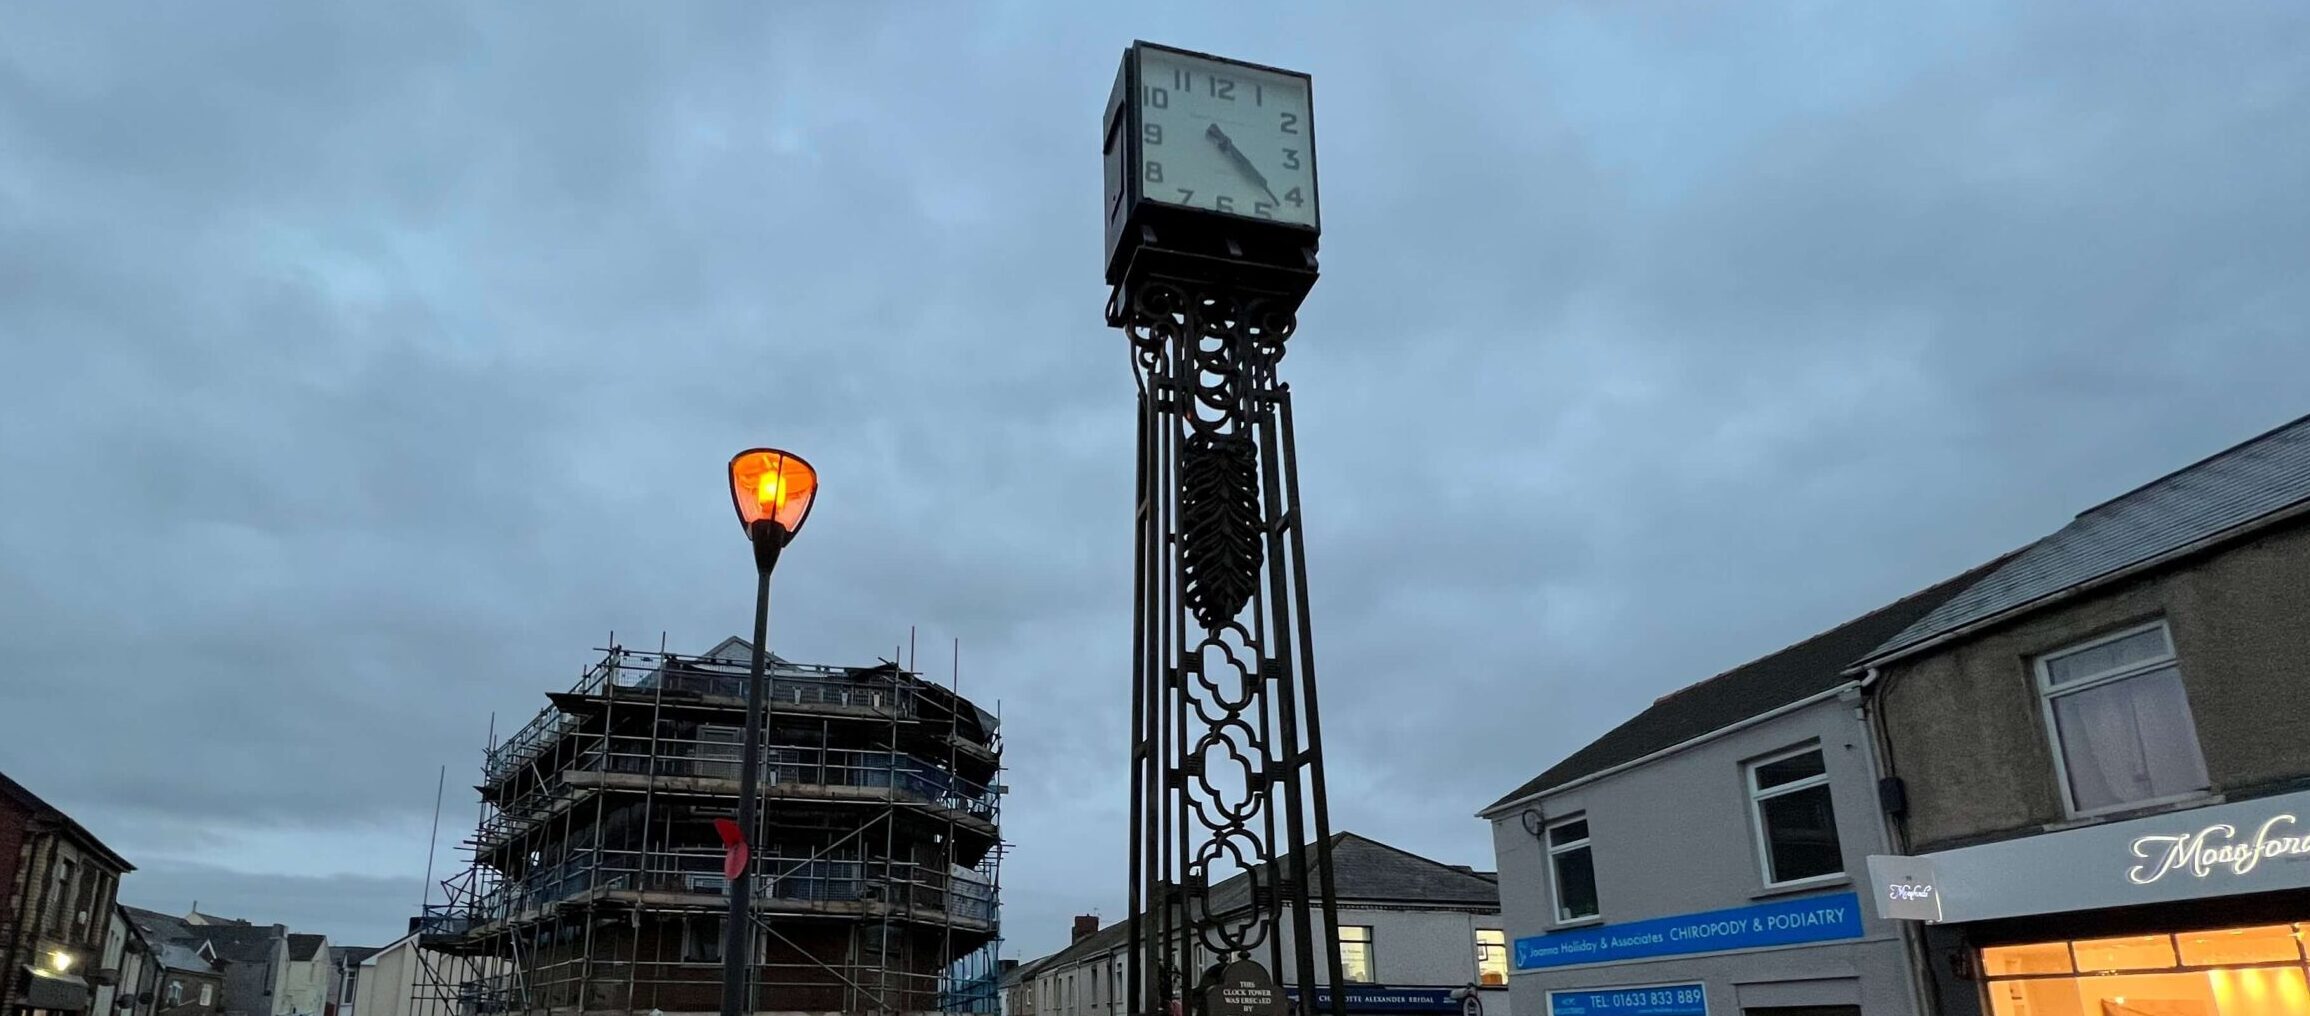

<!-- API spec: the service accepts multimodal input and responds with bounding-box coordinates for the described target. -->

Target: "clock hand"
[1205,123,1280,205]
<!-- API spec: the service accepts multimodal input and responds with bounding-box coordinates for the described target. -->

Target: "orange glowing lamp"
[728,448,818,546]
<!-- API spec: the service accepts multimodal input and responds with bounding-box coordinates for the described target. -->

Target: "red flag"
[714,818,749,881]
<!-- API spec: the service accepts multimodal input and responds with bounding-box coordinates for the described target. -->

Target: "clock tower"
[1100,41,1347,1016]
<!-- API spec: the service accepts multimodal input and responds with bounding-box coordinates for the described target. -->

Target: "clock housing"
[1103,42,1321,309]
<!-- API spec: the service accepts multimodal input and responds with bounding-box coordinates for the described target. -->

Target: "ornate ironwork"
[1119,276,1345,1016]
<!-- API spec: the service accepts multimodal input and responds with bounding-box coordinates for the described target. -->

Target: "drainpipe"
[1857,668,1942,1016]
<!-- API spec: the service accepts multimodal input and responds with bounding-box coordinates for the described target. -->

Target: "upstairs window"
[1337,925,1374,983]
[1475,929,1508,985]
[1749,746,1844,885]
[1545,817,1599,923]
[2036,621,2209,816]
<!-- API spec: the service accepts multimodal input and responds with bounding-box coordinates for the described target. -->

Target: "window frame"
[679,915,723,964]
[1544,815,1602,927]
[1746,743,1846,889]
[2033,620,2210,819]
[1336,924,1375,983]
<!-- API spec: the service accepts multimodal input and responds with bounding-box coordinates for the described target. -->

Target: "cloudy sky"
[2,2,2305,962]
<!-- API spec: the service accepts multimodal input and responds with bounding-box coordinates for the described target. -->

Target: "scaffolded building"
[411,638,1003,1016]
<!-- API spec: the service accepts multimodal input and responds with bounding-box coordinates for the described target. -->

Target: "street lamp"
[721,448,818,1016]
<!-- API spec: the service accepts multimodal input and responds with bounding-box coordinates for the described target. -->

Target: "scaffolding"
[411,637,1004,1016]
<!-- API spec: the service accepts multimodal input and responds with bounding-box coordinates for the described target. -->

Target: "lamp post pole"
[719,449,817,1016]
[722,526,781,1016]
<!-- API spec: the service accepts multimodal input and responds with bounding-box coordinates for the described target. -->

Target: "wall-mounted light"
[48,949,75,973]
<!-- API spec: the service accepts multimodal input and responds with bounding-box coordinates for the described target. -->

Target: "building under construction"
[411,638,1003,1016]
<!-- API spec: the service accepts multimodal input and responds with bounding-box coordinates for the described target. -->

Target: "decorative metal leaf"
[1180,431,1263,629]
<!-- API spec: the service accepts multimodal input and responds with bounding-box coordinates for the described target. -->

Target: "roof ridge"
[2075,411,2310,519]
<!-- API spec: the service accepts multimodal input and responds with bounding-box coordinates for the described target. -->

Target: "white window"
[167,982,184,1007]
[1337,925,1374,983]
[1475,928,1508,985]
[199,984,215,1007]
[2036,621,2209,816]
[1545,817,1599,923]
[1748,745,1844,886]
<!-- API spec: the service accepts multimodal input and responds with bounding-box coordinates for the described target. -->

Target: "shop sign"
[1920,787,2310,924]
[1547,983,1707,1016]
[1512,893,1862,971]
[2128,814,2310,884]
[1283,986,1462,1013]
[1864,855,1943,921]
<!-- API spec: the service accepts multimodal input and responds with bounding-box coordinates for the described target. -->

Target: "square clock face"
[1135,46,1317,229]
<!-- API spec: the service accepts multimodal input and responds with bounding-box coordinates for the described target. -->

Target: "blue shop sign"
[1547,983,1706,1016]
[1283,985,1461,1012]
[1514,891,1863,970]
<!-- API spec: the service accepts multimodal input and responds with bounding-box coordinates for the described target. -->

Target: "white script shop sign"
[1914,788,2310,924]
[2129,814,2310,884]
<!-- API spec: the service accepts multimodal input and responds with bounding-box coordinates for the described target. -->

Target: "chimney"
[1072,915,1099,942]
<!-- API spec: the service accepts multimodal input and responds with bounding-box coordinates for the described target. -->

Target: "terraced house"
[2,772,134,1016]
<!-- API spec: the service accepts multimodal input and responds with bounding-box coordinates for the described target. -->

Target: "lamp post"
[721,448,819,1016]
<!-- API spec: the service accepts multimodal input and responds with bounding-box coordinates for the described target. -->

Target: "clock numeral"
[1283,186,1304,208]
[1173,67,1189,90]
[1280,111,1300,134]
[1254,83,1264,106]
[1215,195,1235,213]
[1253,201,1276,220]
[1175,188,1195,203]
[1144,123,1163,146]
[1281,148,1301,170]
[1144,86,1169,109]
[1210,77,1235,101]
[1145,161,1164,184]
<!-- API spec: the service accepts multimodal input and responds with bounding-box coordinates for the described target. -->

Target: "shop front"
[1886,788,2310,1016]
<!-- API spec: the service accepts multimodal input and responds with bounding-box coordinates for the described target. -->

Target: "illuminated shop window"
[1981,923,2310,1016]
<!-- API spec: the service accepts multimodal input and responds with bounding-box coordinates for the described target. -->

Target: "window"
[1980,924,2310,1016]
[681,916,723,963]
[199,984,214,1007]
[1545,817,1599,923]
[1337,925,1374,983]
[1475,929,1508,985]
[49,857,78,929]
[2036,622,2209,815]
[167,982,185,1006]
[1748,746,1844,885]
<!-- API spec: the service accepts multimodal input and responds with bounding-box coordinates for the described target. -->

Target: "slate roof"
[154,941,219,974]
[197,925,282,963]
[332,946,383,967]
[131,909,284,965]
[124,906,195,943]
[1017,832,1499,974]
[1861,413,2310,667]
[1480,554,2013,814]
[288,934,327,960]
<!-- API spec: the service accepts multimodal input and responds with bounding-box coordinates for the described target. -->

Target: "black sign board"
[1200,959,1284,1016]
